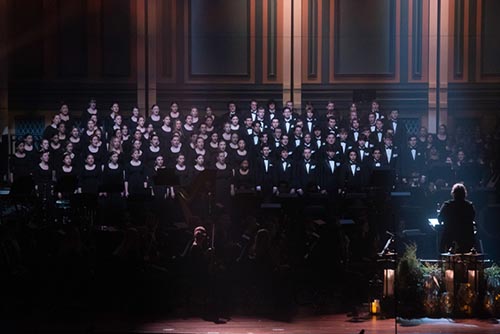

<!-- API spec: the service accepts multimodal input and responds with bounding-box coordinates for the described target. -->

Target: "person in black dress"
[43,114,61,140]
[10,141,33,196]
[83,135,106,167]
[55,153,78,200]
[33,151,54,201]
[124,149,150,224]
[438,183,476,253]
[23,134,36,167]
[100,151,126,226]
[78,153,102,210]
[148,104,163,130]
[213,151,233,211]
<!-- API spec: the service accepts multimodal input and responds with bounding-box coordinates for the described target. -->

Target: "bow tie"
[305,160,310,164]
[385,146,393,149]
[359,147,365,150]
[263,157,268,161]
[307,119,313,122]
[350,161,356,165]
[392,120,398,123]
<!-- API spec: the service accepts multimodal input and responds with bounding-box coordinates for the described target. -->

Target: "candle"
[371,299,381,314]
[445,269,454,293]
[468,270,476,291]
[383,269,395,297]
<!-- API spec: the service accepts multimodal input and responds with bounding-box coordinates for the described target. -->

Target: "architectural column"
[282,0,292,104]
[427,0,439,132]
[146,0,158,112]
[438,0,450,126]
[136,0,146,112]
[0,0,8,136]
[292,0,302,111]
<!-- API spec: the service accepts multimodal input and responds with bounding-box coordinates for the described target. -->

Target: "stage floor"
[11,313,500,333]
[95,314,499,334]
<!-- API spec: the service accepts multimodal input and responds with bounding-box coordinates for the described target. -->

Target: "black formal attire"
[10,154,33,196]
[254,156,275,200]
[274,158,294,192]
[319,157,341,196]
[339,161,366,192]
[294,159,320,193]
[401,145,426,179]
[33,164,53,200]
[438,199,475,253]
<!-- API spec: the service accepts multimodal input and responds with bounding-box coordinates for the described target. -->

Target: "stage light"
[428,218,440,227]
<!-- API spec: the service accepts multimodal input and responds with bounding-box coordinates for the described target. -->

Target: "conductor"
[438,183,476,253]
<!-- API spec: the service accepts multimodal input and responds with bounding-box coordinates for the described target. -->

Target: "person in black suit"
[438,183,476,253]
[302,107,318,134]
[274,147,295,195]
[369,118,386,148]
[254,145,277,200]
[400,135,426,186]
[294,147,320,195]
[384,109,406,146]
[339,150,366,193]
[319,146,341,197]
[281,107,296,136]
[353,135,371,166]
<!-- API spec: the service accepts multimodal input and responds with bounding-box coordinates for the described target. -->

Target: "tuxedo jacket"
[254,156,276,187]
[400,146,426,177]
[339,162,367,191]
[274,158,294,188]
[319,158,341,193]
[293,159,320,191]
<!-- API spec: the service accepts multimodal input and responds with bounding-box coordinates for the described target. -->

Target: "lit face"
[326,134,335,145]
[371,101,379,110]
[58,123,66,134]
[373,150,381,160]
[177,154,185,165]
[271,119,280,129]
[196,155,204,166]
[218,141,226,151]
[457,151,465,161]
[409,137,417,147]
[269,102,275,110]
[65,143,73,152]
[199,124,207,133]
[217,152,226,163]
[60,105,69,115]
[274,128,282,138]
[326,150,335,159]
[138,117,145,127]
[155,156,164,167]
[111,153,119,164]
[152,105,160,115]
[438,125,447,135]
[41,152,50,163]
[281,135,289,146]
[205,117,213,127]
[17,142,25,152]
[205,107,213,116]
[304,134,312,143]
[63,155,72,166]
[211,133,219,143]
[115,129,122,138]
[384,138,393,147]
[280,150,289,159]
[171,136,180,147]
[326,102,334,111]
[112,137,120,148]
[174,120,182,130]
[87,120,95,131]
[151,136,160,147]
[134,131,142,140]
[253,123,261,133]
[223,123,231,133]
[86,154,95,165]
[294,127,302,137]
[419,127,428,137]
[115,115,122,125]
[231,133,239,144]
[90,115,98,124]
[286,101,293,109]
[328,118,336,128]
[133,140,142,150]
[306,109,314,118]
[231,116,239,126]
[283,108,291,119]
[121,126,129,136]
[339,132,348,141]
[132,150,141,161]
[195,138,204,149]
[376,120,384,130]
[368,113,376,124]
[170,103,179,113]
[53,115,61,125]
[228,103,236,112]
[25,135,33,145]
[132,107,139,117]
[250,101,258,110]
[257,108,265,118]
[147,124,154,133]
[303,149,312,160]
[91,136,99,147]
[244,118,252,127]
[190,107,198,117]
[349,151,357,162]
[111,103,119,113]
[41,139,49,150]
[358,138,366,147]
[262,146,270,157]
[241,160,249,170]
[390,110,399,120]
[185,115,193,125]
[90,101,97,109]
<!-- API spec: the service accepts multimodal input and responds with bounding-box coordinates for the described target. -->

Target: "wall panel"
[58,0,87,77]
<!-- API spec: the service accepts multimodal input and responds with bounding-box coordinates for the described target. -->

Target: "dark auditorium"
[1,0,500,333]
